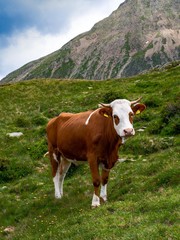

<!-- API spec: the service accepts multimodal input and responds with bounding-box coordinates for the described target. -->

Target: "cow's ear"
[132,104,146,115]
[99,107,112,118]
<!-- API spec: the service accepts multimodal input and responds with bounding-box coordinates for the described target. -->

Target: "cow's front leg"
[88,156,101,207]
[100,169,110,203]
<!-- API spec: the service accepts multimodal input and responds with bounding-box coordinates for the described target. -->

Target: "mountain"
[1,0,180,83]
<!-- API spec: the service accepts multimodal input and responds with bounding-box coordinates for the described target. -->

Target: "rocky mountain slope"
[1,0,180,83]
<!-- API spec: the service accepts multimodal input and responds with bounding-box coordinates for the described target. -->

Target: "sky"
[0,0,125,80]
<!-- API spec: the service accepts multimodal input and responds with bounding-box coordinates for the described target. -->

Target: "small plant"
[28,138,47,160]
[121,135,174,155]
[0,157,33,183]
[32,115,48,126]
[15,116,31,128]
[145,96,161,108]
[102,91,126,103]
[148,97,180,136]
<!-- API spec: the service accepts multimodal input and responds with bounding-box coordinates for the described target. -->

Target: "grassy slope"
[0,65,179,239]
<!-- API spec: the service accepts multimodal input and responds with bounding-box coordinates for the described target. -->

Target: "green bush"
[102,91,126,103]
[15,116,31,128]
[145,97,161,108]
[161,102,180,124]
[32,115,48,126]
[162,101,180,135]
[148,119,163,135]
[121,135,174,155]
[0,157,33,183]
[148,100,180,136]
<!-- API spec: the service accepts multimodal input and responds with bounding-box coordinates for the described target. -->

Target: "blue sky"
[0,0,124,80]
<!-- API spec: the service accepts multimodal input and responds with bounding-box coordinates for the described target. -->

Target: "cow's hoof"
[100,196,107,204]
[55,194,62,199]
[91,203,100,209]
[91,194,100,208]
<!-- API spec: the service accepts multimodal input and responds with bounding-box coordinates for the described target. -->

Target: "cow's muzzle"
[123,128,134,136]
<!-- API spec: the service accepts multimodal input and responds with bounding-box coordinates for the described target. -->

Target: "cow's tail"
[44,151,49,158]
[44,151,61,163]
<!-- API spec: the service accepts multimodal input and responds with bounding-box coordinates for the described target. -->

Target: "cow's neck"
[103,122,123,169]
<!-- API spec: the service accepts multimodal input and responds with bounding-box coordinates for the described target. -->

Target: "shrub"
[102,91,126,103]
[148,99,180,136]
[32,115,48,126]
[145,97,161,108]
[15,116,31,128]
[121,135,174,155]
[0,157,33,183]
[164,61,180,70]
[161,102,180,124]
[161,101,180,135]
[148,119,163,135]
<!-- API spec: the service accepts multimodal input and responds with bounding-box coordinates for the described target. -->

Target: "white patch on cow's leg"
[100,184,107,202]
[59,160,71,197]
[52,152,61,199]
[53,165,61,199]
[91,193,100,207]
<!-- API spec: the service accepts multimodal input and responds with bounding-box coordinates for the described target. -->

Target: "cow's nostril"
[124,128,133,135]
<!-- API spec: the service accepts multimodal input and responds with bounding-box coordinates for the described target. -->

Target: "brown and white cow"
[46,98,146,207]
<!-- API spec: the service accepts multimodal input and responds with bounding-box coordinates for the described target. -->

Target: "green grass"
[0,64,180,239]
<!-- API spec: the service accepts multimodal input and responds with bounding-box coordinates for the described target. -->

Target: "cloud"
[1,28,60,72]
[0,0,123,80]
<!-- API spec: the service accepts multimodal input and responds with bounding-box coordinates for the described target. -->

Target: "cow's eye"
[113,115,120,125]
[129,112,134,123]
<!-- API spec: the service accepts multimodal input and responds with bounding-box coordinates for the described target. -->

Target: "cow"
[46,98,146,207]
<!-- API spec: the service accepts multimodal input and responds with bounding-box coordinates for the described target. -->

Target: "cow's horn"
[98,103,111,108]
[131,97,142,105]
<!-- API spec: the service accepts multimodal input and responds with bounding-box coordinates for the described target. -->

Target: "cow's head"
[99,98,146,137]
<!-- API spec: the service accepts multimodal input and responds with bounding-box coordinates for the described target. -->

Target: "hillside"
[0,65,180,239]
[1,0,180,84]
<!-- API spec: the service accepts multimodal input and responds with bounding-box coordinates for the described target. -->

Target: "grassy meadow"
[0,63,180,239]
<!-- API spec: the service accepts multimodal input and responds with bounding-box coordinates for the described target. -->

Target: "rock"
[4,226,15,234]
[137,129,145,132]
[118,158,127,163]
[7,132,23,137]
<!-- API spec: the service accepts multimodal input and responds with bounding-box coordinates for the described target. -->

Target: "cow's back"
[46,111,93,157]
[46,113,74,148]
[56,111,93,161]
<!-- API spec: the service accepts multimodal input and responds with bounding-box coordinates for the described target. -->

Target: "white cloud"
[0,28,68,78]
[0,0,123,80]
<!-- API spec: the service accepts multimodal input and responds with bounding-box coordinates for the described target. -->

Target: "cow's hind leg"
[49,150,61,198]
[59,157,71,197]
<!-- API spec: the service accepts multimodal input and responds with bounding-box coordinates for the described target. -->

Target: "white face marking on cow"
[110,99,135,137]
